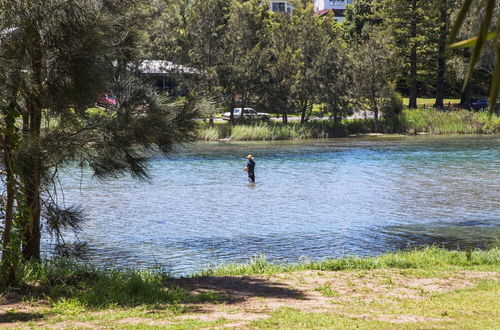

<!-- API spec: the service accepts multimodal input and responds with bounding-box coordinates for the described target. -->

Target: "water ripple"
[47,135,500,275]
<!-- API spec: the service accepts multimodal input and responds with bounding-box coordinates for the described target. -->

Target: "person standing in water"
[244,155,256,183]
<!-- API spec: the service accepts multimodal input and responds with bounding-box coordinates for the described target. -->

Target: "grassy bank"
[198,109,500,141]
[1,247,499,328]
[200,246,500,276]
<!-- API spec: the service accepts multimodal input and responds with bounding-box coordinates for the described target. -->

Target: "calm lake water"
[52,135,500,275]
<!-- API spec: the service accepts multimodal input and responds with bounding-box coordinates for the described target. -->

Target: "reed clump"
[197,109,500,141]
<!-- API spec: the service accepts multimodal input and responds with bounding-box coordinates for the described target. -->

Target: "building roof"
[315,9,345,17]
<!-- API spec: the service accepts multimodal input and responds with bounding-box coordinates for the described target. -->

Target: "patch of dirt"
[360,313,452,324]
[177,307,267,322]
[47,321,101,329]
[116,317,175,326]
[1,269,498,328]
[169,269,498,327]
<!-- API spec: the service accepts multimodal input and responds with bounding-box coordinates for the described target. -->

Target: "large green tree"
[288,0,327,123]
[342,0,382,44]
[0,0,197,286]
[352,29,401,131]
[263,8,301,123]
[433,0,456,108]
[220,0,268,122]
[380,0,437,108]
[316,16,352,123]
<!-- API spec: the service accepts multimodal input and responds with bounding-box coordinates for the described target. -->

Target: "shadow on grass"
[167,276,305,304]
[7,260,305,311]
[0,311,44,323]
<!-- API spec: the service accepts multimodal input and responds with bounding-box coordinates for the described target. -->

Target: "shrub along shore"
[1,247,499,328]
[198,109,500,141]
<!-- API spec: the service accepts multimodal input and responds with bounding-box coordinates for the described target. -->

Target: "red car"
[95,93,116,109]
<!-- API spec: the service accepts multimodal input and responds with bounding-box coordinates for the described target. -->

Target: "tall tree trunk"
[434,0,447,109]
[372,95,380,133]
[21,45,43,261]
[332,104,341,124]
[21,97,42,261]
[1,88,19,286]
[373,109,380,132]
[229,97,235,125]
[408,0,418,109]
[460,85,470,107]
[300,100,308,124]
[282,101,288,123]
[1,134,15,257]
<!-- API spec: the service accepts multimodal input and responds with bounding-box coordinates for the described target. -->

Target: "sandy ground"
[1,269,498,329]
[169,269,498,326]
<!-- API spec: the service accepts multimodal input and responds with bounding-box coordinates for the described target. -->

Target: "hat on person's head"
[246,155,253,159]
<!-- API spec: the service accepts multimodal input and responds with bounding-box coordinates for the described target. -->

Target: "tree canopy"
[0,0,198,286]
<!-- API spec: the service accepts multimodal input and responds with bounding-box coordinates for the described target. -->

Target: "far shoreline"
[197,109,500,142]
[200,131,499,143]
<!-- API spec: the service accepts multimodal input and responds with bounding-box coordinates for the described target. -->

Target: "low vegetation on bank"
[198,109,500,141]
[1,247,499,328]
[200,246,500,276]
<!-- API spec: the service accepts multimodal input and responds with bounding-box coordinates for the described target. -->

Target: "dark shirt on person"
[247,159,255,174]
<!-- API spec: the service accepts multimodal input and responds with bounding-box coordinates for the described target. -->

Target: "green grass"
[2,247,499,328]
[250,280,500,330]
[198,121,337,141]
[197,109,500,141]
[400,108,498,134]
[314,283,340,297]
[402,97,461,106]
[11,259,226,310]
[199,246,500,277]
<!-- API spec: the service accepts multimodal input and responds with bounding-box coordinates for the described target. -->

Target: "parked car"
[221,108,270,121]
[95,93,117,109]
[466,98,488,111]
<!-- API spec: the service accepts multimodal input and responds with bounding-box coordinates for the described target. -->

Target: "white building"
[314,0,352,22]
[268,1,293,14]
[314,0,352,11]
[269,0,351,21]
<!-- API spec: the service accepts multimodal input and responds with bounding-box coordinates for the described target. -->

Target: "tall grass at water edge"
[198,121,337,141]
[199,246,500,276]
[401,109,500,134]
[198,109,500,141]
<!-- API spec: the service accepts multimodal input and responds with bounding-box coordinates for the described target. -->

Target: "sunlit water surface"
[49,135,499,275]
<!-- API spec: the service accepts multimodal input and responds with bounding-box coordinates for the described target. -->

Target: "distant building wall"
[269,1,293,13]
[268,0,349,22]
[314,0,352,11]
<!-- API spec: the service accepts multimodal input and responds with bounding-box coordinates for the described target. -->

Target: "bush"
[382,92,404,118]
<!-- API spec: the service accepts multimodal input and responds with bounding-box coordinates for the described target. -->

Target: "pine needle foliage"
[0,0,198,286]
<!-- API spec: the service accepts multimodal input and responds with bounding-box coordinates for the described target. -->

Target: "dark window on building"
[272,2,286,12]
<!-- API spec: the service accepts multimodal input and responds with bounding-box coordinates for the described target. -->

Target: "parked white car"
[221,108,270,121]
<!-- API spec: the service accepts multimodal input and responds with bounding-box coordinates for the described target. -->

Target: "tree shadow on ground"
[0,311,44,323]
[0,290,44,324]
[1,273,305,311]
[166,276,306,304]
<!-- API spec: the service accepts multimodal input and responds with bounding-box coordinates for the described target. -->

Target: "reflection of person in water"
[243,155,255,183]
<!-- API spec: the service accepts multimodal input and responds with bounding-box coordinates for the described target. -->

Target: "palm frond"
[448,0,499,116]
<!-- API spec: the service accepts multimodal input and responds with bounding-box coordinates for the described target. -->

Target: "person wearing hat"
[244,155,256,183]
